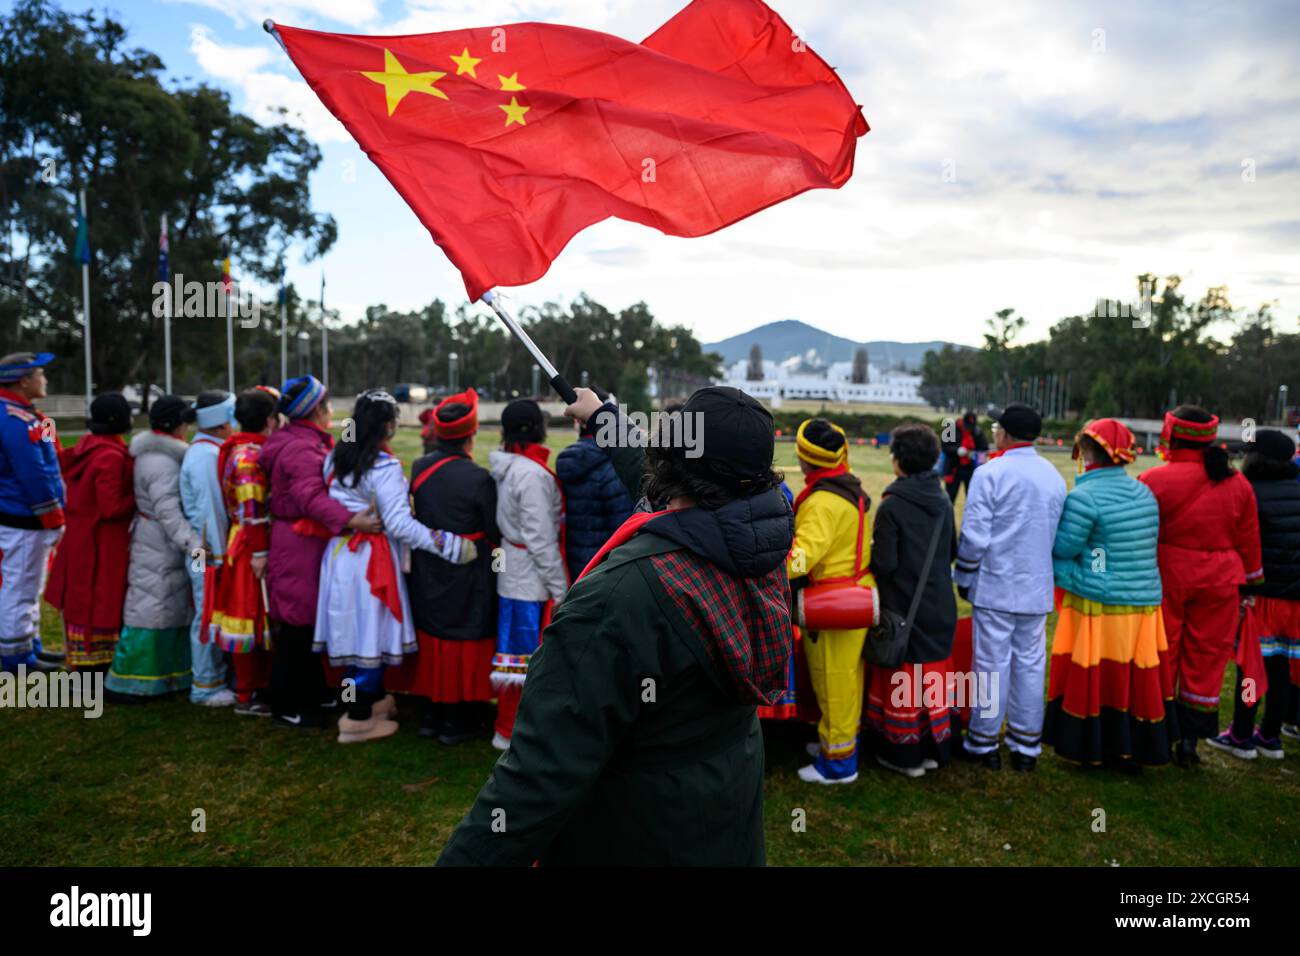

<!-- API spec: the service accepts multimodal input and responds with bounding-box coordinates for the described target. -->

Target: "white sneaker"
[877,754,926,778]
[805,742,821,758]
[921,758,940,771]
[1282,724,1300,742]
[797,763,858,785]
[491,731,510,751]
[197,688,238,707]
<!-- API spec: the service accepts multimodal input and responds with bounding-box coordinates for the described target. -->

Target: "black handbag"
[864,514,944,668]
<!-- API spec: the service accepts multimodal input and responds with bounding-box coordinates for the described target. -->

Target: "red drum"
[797,583,879,631]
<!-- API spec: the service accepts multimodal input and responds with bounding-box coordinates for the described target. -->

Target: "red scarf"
[987,441,1034,460]
[348,531,404,623]
[793,463,849,512]
[577,510,666,580]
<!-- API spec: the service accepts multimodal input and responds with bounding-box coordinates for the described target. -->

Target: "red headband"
[433,388,479,439]
[1158,410,1219,460]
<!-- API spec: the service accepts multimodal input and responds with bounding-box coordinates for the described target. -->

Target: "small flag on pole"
[74,200,91,266]
[159,214,170,282]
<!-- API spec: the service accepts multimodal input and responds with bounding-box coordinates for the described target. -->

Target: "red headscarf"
[1074,418,1137,467]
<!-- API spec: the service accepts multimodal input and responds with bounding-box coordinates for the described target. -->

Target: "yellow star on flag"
[499,95,530,127]
[360,49,447,116]
[450,47,482,78]
[498,72,526,91]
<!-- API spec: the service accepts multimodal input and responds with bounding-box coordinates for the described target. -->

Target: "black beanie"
[1249,428,1297,463]
[87,392,132,435]
[149,394,190,433]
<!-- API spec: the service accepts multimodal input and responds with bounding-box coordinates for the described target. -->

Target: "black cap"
[679,385,774,480]
[1248,428,1296,463]
[992,402,1042,441]
[87,392,132,435]
[149,394,190,432]
[502,398,544,442]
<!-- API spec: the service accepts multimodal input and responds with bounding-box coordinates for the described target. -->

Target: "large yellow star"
[450,47,482,78]
[360,49,447,116]
[498,72,526,91]
[499,95,530,127]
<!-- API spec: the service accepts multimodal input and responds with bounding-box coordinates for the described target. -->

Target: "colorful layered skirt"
[105,626,192,697]
[1043,589,1171,766]
[64,623,120,670]
[1242,595,1300,724]
[865,659,956,769]
[208,530,269,654]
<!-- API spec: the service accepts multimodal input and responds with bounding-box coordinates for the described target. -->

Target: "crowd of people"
[3,345,1299,864]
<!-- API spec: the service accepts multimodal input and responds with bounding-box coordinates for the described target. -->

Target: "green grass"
[4,428,1297,866]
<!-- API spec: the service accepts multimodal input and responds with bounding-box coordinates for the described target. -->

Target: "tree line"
[921,274,1297,422]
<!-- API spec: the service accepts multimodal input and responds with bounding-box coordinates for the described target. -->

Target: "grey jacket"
[490,449,568,603]
[123,431,202,630]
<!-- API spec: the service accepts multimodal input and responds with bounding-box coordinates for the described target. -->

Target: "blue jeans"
[187,565,228,702]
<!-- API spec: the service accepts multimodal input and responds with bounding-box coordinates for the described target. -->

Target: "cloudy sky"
[42,0,1300,345]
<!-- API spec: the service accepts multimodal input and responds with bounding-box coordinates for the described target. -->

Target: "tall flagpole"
[77,189,92,407]
[279,266,288,385]
[320,271,328,389]
[223,245,235,393]
[160,213,172,393]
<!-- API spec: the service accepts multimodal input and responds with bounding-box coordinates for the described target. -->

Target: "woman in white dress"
[314,389,476,743]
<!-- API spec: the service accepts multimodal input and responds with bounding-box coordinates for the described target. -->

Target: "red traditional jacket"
[44,433,135,630]
[1138,449,1262,590]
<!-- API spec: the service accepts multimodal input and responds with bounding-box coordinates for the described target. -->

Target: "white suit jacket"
[954,446,1066,615]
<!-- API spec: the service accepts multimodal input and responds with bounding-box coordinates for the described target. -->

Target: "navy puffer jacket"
[556,436,634,580]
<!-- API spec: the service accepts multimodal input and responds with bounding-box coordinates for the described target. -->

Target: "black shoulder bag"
[864,514,944,668]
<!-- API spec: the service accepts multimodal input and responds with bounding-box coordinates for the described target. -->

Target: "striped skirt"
[1044,590,1171,766]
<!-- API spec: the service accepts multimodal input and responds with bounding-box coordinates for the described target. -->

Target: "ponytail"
[1202,445,1233,483]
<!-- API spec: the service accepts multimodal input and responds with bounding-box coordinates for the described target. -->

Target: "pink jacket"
[261,420,352,626]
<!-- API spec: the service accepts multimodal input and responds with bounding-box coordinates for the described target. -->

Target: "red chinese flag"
[275,0,867,299]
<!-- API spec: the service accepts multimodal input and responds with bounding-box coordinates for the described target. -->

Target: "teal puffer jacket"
[1052,467,1162,606]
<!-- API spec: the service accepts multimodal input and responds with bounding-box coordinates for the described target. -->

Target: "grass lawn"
[5,424,1298,866]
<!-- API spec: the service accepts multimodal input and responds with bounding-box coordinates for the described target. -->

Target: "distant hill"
[703,319,963,372]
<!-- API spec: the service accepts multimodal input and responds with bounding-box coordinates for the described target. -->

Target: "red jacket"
[44,433,135,630]
[1138,449,1262,590]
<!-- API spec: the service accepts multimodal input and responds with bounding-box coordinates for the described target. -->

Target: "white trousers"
[964,606,1047,757]
[0,525,60,661]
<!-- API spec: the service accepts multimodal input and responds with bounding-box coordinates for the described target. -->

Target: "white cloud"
[189,25,350,143]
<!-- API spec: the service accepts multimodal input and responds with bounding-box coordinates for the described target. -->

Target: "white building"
[723,357,925,405]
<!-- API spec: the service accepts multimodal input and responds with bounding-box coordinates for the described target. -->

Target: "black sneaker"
[1009,752,1037,772]
[418,709,439,740]
[272,711,324,730]
[960,745,1001,770]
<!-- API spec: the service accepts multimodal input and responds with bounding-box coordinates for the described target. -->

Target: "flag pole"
[224,251,235,393]
[161,213,172,394]
[320,272,329,390]
[279,267,288,385]
[78,189,92,407]
[481,290,577,404]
